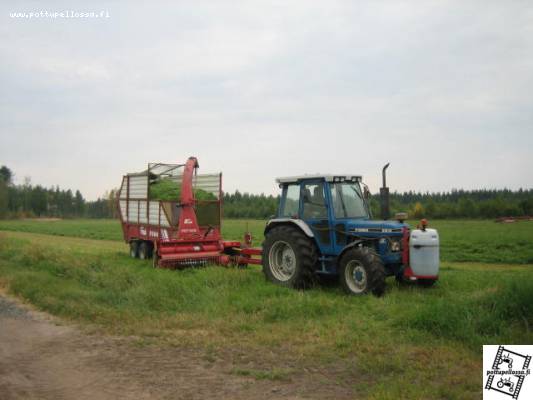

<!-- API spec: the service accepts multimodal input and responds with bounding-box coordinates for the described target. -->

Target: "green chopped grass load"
[149,178,216,201]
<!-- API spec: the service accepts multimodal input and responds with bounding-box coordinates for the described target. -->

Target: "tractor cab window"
[280,184,300,217]
[302,183,328,219]
[330,182,368,219]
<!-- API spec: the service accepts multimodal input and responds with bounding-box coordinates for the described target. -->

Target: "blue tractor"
[261,165,439,295]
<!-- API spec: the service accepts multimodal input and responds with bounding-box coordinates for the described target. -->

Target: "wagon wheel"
[129,241,139,258]
[138,241,153,260]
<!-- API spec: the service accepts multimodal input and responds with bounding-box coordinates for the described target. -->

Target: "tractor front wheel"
[262,226,317,289]
[339,247,386,296]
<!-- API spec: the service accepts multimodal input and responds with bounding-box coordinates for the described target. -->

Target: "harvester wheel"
[262,225,317,289]
[339,247,386,296]
[129,241,139,258]
[138,241,153,260]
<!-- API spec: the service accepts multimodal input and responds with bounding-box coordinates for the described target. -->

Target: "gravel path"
[0,295,31,320]
[0,292,352,400]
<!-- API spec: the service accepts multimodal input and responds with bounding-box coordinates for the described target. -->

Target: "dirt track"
[0,294,355,400]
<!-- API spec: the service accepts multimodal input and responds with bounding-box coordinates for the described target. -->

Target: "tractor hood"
[345,219,408,235]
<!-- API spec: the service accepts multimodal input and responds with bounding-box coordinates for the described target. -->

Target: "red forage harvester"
[117,156,261,268]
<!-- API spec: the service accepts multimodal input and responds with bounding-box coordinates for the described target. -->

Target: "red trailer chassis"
[117,157,261,268]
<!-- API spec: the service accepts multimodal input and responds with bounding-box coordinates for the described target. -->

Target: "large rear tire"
[339,247,386,296]
[262,225,317,289]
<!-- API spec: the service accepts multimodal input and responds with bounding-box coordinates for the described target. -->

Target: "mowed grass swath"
[1,218,532,264]
[0,219,532,399]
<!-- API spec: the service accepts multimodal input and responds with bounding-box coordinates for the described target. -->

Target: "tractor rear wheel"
[138,241,153,260]
[129,241,139,258]
[339,247,386,296]
[262,225,317,288]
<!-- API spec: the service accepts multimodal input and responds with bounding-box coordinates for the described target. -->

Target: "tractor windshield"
[330,182,369,219]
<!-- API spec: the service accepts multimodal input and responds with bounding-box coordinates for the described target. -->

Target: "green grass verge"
[0,230,531,398]
[0,218,120,241]
[0,218,532,264]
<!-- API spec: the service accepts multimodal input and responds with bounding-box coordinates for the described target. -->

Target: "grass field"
[0,219,532,399]
[1,218,532,264]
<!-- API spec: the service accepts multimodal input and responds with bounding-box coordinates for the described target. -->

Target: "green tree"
[519,198,533,215]
[74,190,85,216]
[0,166,13,185]
[107,189,118,218]
[412,202,425,218]
[457,198,477,218]
[424,199,436,218]
[30,185,47,216]
[0,178,8,218]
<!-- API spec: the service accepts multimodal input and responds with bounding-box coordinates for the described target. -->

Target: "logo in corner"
[484,345,531,399]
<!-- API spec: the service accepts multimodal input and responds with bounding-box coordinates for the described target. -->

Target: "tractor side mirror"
[363,186,370,200]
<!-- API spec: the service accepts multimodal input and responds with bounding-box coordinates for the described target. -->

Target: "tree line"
[223,191,278,219]
[0,166,117,219]
[224,189,533,219]
[368,188,533,219]
[0,165,532,220]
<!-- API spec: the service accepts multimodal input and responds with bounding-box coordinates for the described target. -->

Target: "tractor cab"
[262,166,439,296]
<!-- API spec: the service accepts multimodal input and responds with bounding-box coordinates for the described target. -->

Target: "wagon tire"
[129,241,139,258]
[262,225,317,289]
[339,247,386,296]
[138,241,153,260]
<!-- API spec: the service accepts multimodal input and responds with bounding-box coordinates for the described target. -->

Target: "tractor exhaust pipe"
[380,163,390,220]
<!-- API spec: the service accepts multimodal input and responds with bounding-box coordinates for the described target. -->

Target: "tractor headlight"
[390,239,401,252]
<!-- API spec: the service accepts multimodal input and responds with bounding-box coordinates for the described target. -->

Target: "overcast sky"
[1,1,532,200]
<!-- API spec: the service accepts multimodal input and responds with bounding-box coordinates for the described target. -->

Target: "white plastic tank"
[409,228,439,277]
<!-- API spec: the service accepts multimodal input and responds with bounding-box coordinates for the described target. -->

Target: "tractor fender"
[264,218,314,238]
[337,240,365,261]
